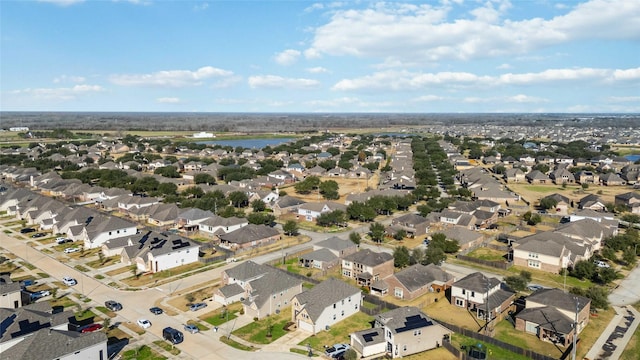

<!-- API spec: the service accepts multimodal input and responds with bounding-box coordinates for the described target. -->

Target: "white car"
[594,260,610,268]
[56,237,71,244]
[137,319,152,329]
[64,247,79,254]
[62,276,77,286]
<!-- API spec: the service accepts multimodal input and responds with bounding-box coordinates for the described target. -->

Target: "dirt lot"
[280,174,380,204]
[508,183,634,207]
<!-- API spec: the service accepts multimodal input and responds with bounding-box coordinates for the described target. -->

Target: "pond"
[625,154,640,162]
[197,137,296,149]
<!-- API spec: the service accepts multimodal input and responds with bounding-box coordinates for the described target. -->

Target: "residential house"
[549,168,575,185]
[242,269,303,320]
[515,288,591,347]
[438,210,476,229]
[440,226,484,251]
[0,276,22,309]
[299,249,339,271]
[384,264,454,300]
[351,306,452,358]
[80,215,138,249]
[292,278,362,334]
[144,203,180,229]
[450,272,515,321]
[270,195,306,216]
[525,170,550,184]
[600,173,626,186]
[512,232,587,273]
[218,224,280,251]
[122,233,200,273]
[540,193,571,215]
[578,194,606,211]
[0,302,106,358]
[198,215,248,237]
[575,171,600,185]
[504,168,525,183]
[341,249,394,288]
[390,213,430,237]
[314,236,358,258]
[176,207,215,232]
[615,192,640,214]
[297,201,347,222]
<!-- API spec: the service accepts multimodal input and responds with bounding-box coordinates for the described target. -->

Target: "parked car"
[325,344,350,358]
[189,302,207,312]
[80,323,103,333]
[56,237,71,244]
[31,233,46,238]
[149,307,164,315]
[527,284,544,292]
[64,247,80,254]
[184,324,199,334]
[137,319,152,329]
[30,290,51,300]
[20,228,36,234]
[105,300,123,311]
[62,276,77,286]
[20,279,34,288]
[162,327,184,344]
[594,260,610,268]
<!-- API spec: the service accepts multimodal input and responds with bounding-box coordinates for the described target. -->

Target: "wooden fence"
[456,254,512,270]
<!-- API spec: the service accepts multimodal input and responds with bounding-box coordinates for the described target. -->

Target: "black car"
[31,233,46,238]
[149,306,163,315]
[20,228,36,234]
[105,300,123,311]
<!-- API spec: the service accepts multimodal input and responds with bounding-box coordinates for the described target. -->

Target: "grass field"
[233,308,292,344]
[299,312,373,352]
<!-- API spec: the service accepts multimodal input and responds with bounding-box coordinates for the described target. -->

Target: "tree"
[157,182,178,196]
[523,211,542,225]
[601,247,617,262]
[430,233,460,253]
[294,176,320,194]
[319,180,340,200]
[130,264,139,279]
[622,247,637,266]
[194,173,216,185]
[343,348,358,360]
[251,199,266,212]
[229,191,248,208]
[422,246,446,266]
[283,220,299,236]
[519,270,532,282]
[539,197,558,210]
[394,246,411,268]
[571,260,596,280]
[393,229,406,241]
[410,247,424,265]
[247,212,275,226]
[349,232,361,245]
[98,251,105,265]
[597,267,618,285]
[369,222,386,243]
[504,275,527,292]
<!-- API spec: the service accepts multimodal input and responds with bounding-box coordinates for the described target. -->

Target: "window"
[333,314,336,320]
[528,260,541,268]
[462,289,466,295]
[403,345,407,351]
[471,291,475,297]
[333,303,336,309]
[341,310,344,316]
[342,299,344,305]
[455,298,465,307]
[413,329,421,336]
[394,288,403,298]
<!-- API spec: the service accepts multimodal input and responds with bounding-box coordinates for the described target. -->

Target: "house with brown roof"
[390,213,430,237]
[615,191,640,214]
[341,249,394,288]
[218,224,280,251]
[384,264,454,300]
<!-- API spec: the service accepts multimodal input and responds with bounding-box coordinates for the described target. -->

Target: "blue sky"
[1,0,639,113]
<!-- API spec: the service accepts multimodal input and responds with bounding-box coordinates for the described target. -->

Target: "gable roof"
[375,306,443,334]
[301,248,339,263]
[294,278,360,322]
[441,226,483,245]
[1,328,107,360]
[218,224,280,244]
[343,249,393,267]
[527,288,590,313]
[392,264,454,292]
[224,261,271,282]
[316,236,356,252]
[516,306,573,334]
[245,270,303,309]
[0,303,74,344]
[452,272,501,293]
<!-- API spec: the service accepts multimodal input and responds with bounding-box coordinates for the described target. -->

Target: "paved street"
[609,264,640,306]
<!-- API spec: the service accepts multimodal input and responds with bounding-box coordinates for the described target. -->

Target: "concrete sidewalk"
[584,305,640,360]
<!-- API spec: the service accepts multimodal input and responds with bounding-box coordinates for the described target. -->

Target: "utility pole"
[485,277,491,335]
[572,297,579,360]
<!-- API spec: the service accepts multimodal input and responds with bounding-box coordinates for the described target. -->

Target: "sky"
[1,0,639,113]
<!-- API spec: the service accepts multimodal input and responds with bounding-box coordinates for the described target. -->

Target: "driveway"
[609,264,640,306]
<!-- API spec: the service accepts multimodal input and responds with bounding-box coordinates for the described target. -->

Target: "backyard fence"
[456,254,512,270]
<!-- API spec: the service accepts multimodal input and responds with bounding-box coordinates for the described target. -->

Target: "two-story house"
[297,201,347,221]
[292,278,361,334]
[121,233,200,273]
[450,272,515,321]
[341,249,394,288]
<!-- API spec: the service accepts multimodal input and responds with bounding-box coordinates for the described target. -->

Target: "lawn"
[86,255,121,268]
[203,303,242,327]
[121,262,204,287]
[466,247,507,262]
[121,345,166,360]
[105,266,130,276]
[423,297,484,331]
[233,308,292,344]
[219,336,256,351]
[450,333,532,360]
[95,306,117,318]
[400,347,458,360]
[50,295,77,309]
[494,320,564,358]
[153,340,181,355]
[299,312,374,352]
[167,282,218,310]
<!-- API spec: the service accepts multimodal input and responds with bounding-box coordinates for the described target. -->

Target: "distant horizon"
[2,111,639,115]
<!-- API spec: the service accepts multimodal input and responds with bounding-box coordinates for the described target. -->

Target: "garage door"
[298,319,315,333]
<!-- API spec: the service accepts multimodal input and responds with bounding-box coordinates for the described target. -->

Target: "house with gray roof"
[450,272,515,321]
[299,249,339,271]
[218,224,280,251]
[383,264,454,300]
[242,269,303,319]
[314,236,358,257]
[269,195,306,216]
[512,232,587,273]
[390,213,430,237]
[0,276,22,309]
[198,215,248,237]
[121,231,200,273]
[351,306,452,358]
[341,249,394,289]
[80,214,138,249]
[292,278,362,334]
[440,226,484,251]
[1,328,107,360]
[177,207,216,231]
[297,201,347,221]
[515,288,591,347]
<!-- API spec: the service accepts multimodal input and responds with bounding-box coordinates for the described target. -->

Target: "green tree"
[410,247,424,265]
[597,267,618,285]
[319,180,340,200]
[157,182,178,196]
[251,199,266,212]
[294,176,320,194]
[194,173,216,185]
[422,246,446,266]
[393,229,406,241]
[247,212,275,226]
[229,191,249,208]
[394,246,411,268]
[600,247,617,262]
[283,220,299,236]
[539,197,558,210]
[349,232,361,245]
[519,270,532,282]
[571,260,596,280]
[622,247,637,266]
[504,275,527,292]
[369,222,386,243]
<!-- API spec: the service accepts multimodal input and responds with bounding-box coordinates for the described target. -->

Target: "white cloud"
[53,75,86,84]
[305,97,361,107]
[156,97,181,104]
[412,95,446,102]
[606,96,640,103]
[11,84,103,101]
[333,67,637,91]
[248,75,320,89]
[274,49,301,66]
[194,2,209,11]
[110,66,233,87]
[506,94,548,103]
[306,66,330,74]
[497,63,512,70]
[38,0,84,6]
[305,0,640,63]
